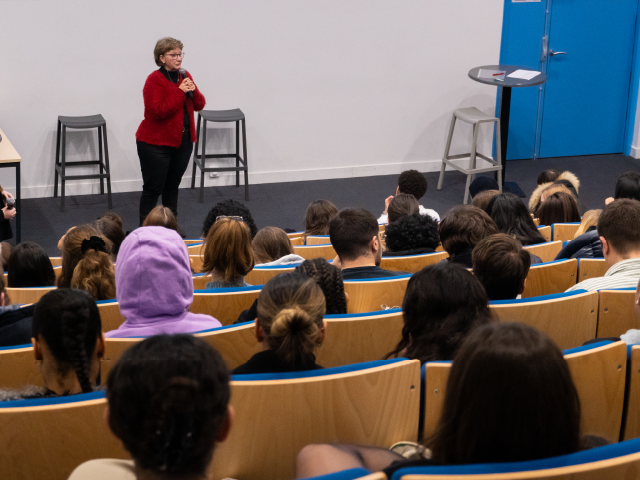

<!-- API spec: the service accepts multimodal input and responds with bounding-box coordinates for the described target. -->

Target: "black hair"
[537,169,562,185]
[201,200,258,239]
[614,171,640,201]
[486,193,546,246]
[295,258,347,314]
[7,242,56,287]
[94,217,125,257]
[107,335,231,475]
[428,322,580,464]
[32,289,102,393]
[329,208,379,262]
[387,262,493,364]
[384,213,440,252]
[398,170,428,200]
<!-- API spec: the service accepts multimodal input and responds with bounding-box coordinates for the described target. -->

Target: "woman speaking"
[135,37,206,227]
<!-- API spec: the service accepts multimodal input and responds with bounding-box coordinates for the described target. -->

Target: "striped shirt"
[566,257,640,292]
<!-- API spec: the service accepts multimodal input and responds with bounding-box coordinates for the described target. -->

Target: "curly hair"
[295,258,347,314]
[71,248,116,301]
[58,225,113,289]
[201,199,258,239]
[398,170,428,200]
[384,213,440,252]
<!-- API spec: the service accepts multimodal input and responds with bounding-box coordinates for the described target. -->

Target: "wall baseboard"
[16,157,492,199]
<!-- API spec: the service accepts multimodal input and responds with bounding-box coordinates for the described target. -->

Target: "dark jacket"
[555,229,603,260]
[0,304,36,347]
[382,247,437,257]
[233,349,322,375]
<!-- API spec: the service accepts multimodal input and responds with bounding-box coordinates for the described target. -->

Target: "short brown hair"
[387,193,419,223]
[472,234,531,300]
[252,227,294,264]
[154,37,183,67]
[471,189,500,212]
[598,199,640,255]
[304,200,338,237]
[202,218,255,281]
[439,205,499,256]
[142,206,178,231]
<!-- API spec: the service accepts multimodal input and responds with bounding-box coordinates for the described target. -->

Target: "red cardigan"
[135,70,206,147]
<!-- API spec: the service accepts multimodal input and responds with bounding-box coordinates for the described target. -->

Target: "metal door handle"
[550,50,568,56]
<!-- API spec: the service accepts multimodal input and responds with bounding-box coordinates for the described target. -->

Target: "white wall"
[0,0,505,198]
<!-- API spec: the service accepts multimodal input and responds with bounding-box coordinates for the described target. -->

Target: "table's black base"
[503,181,526,198]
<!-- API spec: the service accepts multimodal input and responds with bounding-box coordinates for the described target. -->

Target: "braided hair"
[107,335,231,475]
[32,289,102,393]
[294,258,347,314]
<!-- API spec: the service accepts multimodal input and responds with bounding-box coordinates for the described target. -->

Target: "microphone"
[179,68,194,98]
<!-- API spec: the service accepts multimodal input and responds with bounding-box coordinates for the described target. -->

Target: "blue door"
[500,0,638,160]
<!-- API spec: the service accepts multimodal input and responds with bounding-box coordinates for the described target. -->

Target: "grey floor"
[16,153,640,256]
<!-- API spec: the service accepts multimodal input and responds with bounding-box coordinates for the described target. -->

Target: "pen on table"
[493,73,504,76]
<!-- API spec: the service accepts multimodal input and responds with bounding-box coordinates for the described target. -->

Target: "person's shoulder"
[68,459,136,480]
[144,70,167,85]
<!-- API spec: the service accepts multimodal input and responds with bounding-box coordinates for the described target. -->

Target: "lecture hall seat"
[577,258,608,282]
[380,251,449,274]
[5,287,56,305]
[343,275,412,314]
[552,222,581,242]
[244,264,299,285]
[293,244,338,261]
[522,240,563,263]
[191,285,262,325]
[597,287,636,338]
[521,258,577,298]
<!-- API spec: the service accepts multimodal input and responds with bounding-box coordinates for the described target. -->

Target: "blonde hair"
[202,218,255,281]
[252,227,294,264]
[574,209,602,239]
[142,206,178,231]
[154,37,184,67]
[257,273,326,367]
[71,249,116,301]
[58,225,113,289]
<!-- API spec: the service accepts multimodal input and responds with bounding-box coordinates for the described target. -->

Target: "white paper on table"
[507,69,541,80]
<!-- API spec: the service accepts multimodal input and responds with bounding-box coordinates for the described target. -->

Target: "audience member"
[529,170,580,212]
[0,275,36,347]
[472,234,530,300]
[487,193,546,246]
[70,236,116,300]
[606,171,640,205]
[295,258,347,314]
[567,199,640,291]
[253,226,304,266]
[0,241,12,272]
[378,170,439,224]
[439,205,499,268]
[142,205,178,231]
[383,213,440,256]
[303,200,338,238]
[387,194,419,224]
[536,192,581,226]
[386,262,492,364]
[468,176,499,199]
[554,209,604,260]
[106,226,221,337]
[201,199,258,238]
[330,208,407,279]
[7,242,55,287]
[69,334,233,480]
[0,289,104,400]
[57,225,112,289]
[95,214,125,258]
[202,217,255,288]
[297,322,587,477]
[233,273,326,374]
[471,189,499,211]
[574,209,602,238]
[537,168,562,185]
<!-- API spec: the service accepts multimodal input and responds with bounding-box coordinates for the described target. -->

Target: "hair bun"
[270,307,315,338]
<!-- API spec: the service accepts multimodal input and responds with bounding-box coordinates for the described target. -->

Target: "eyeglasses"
[216,215,243,222]
[164,52,184,59]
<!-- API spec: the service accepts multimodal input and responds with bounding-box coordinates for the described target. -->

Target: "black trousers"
[137,131,193,225]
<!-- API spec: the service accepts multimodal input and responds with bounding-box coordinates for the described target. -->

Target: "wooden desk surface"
[0,127,22,163]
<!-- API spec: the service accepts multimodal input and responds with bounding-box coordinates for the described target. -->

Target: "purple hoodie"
[105,226,221,338]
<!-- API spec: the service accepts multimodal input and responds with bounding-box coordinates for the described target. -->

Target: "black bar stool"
[54,114,112,212]
[190,109,249,202]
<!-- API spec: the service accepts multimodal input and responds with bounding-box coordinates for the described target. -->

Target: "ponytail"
[61,298,94,393]
[295,258,347,315]
[71,236,116,300]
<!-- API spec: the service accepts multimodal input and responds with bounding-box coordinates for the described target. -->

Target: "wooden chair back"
[192,274,212,290]
[343,275,412,314]
[184,239,202,245]
[537,225,551,242]
[0,392,129,480]
[244,265,297,285]
[552,222,581,242]
[305,235,331,245]
[0,344,42,390]
[6,287,56,305]
[597,288,636,338]
[380,251,449,274]
[293,244,337,261]
[521,259,577,298]
[423,341,627,444]
[48,256,62,267]
[489,290,598,350]
[186,242,204,255]
[53,266,62,279]
[523,240,562,263]
[624,346,640,440]
[211,359,420,480]
[96,300,126,333]
[191,286,262,325]
[190,254,204,273]
[289,236,305,246]
[287,231,305,238]
[578,258,608,282]
[317,309,404,367]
